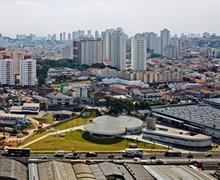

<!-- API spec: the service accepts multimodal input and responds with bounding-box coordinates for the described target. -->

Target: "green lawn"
[19,131,49,146]
[20,110,97,146]
[53,110,96,131]
[28,130,164,152]
[53,117,91,131]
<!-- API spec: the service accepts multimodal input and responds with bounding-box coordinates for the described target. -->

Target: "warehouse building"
[0,112,29,131]
[143,165,216,180]
[204,98,220,109]
[152,104,220,139]
[0,158,27,180]
[73,163,95,179]
[37,161,77,180]
[0,160,217,180]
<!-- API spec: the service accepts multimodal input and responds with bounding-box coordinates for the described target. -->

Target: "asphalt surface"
[29,151,220,160]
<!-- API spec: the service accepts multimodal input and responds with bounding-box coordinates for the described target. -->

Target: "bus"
[122,148,143,158]
[164,151,182,157]
[5,148,30,157]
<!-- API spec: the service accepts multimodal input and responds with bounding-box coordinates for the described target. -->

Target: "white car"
[204,152,212,157]
[133,157,141,162]
[116,156,123,160]
[156,159,167,164]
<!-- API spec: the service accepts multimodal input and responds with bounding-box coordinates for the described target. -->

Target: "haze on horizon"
[0,0,220,37]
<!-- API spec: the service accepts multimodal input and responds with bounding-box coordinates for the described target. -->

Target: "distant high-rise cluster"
[0,28,182,74]
[72,28,127,70]
[144,29,181,59]
[0,48,37,86]
[62,28,182,71]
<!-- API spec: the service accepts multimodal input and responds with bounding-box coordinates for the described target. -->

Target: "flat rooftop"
[143,165,216,180]
[144,124,211,141]
[205,98,220,104]
[93,115,143,130]
[152,104,220,129]
[0,112,25,118]
[84,123,125,136]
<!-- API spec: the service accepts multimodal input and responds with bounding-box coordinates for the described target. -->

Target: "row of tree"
[108,98,178,114]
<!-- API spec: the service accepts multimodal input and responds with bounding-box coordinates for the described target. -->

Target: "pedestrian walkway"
[20,125,85,148]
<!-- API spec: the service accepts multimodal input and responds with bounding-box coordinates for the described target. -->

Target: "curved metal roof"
[93,115,143,130]
[84,115,143,136]
[84,123,125,136]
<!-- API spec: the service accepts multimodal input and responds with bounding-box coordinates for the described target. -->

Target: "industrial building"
[204,98,220,109]
[151,104,220,139]
[0,159,217,180]
[142,124,212,148]
[143,165,216,180]
[10,103,40,114]
[0,112,29,131]
[37,161,76,180]
[0,158,27,180]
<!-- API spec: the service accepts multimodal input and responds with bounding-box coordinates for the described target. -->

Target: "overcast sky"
[1,0,220,37]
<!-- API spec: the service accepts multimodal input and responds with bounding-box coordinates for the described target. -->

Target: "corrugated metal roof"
[29,163,39,180]
[124,164,154,180]
[53,161,77,180]
[90,164,106,180]
[73,163,95,180]
[0,158,27,180]
[98,162,133,179]
[38,161,55,180]
[143,165,217,180]
[38,161,77,180]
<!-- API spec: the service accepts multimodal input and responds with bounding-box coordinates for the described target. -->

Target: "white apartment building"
[170,36,181,57]
[160,28,170,56]
[20,58,37,86]
[102,29,114,61]
[118,70,183,83]
[131,34,147,71]
[110,30,126,70]
[0,59,15,85]
[81,39,102,65]
[62,44,73,59]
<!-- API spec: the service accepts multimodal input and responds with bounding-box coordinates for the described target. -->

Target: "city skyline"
[0,0,220,37]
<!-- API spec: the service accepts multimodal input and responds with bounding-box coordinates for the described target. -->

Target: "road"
[1,151,219,170]
[28,151,220,169]
[29,151,220,160]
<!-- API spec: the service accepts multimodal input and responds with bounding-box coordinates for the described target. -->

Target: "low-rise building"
[132,88,162,101]
[47,93,74,106]
[98,68,118,78]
